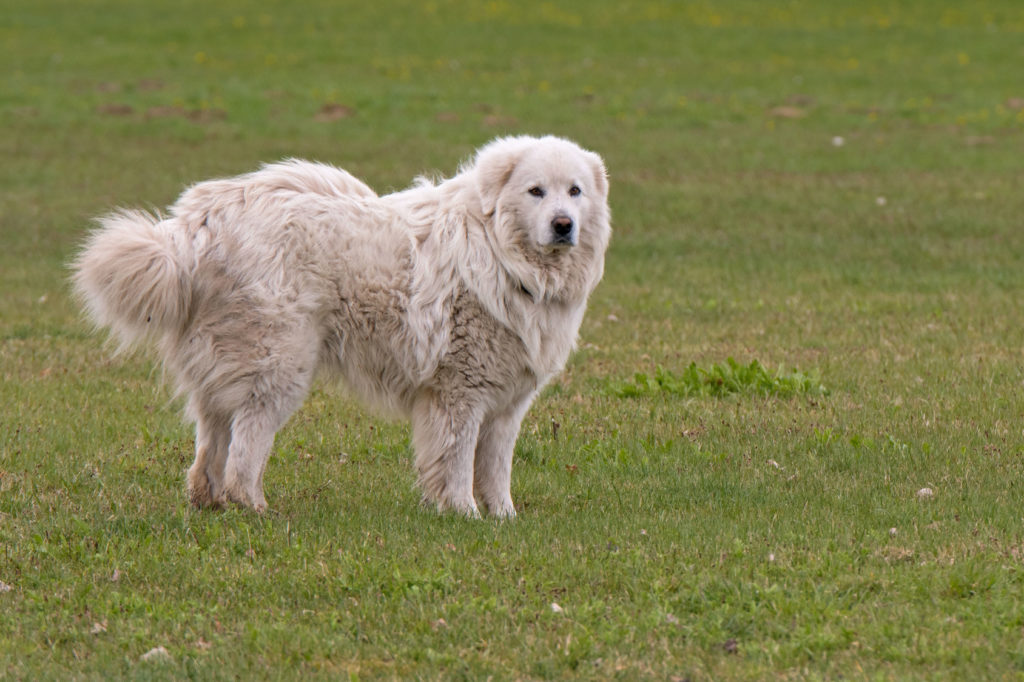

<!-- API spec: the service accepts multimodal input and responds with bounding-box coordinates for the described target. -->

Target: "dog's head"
[476,135,609,250]
[471,136,611,299]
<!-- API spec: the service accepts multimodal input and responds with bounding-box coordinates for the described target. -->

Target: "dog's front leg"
[411,389,482,517]
[474,392,535,518]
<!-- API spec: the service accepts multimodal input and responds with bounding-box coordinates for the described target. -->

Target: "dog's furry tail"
[72,209,191,350]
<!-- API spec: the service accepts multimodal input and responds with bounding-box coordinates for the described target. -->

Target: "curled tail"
[72,209,191,350]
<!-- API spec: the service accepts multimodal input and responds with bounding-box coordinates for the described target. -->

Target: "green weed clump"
[611,358,827,399]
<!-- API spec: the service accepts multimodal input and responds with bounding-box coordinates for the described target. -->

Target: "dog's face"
[504,146,600,250]
[475,136,610,266]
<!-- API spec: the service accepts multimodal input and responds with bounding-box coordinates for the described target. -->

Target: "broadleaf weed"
[608,358,828,399]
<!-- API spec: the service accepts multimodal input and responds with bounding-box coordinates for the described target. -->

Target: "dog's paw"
[223,477,268,513]
[187,471,225,509]
[490,503,517,520]
[188,489,223,510]
[449,499,481,519]
[429,495,481,519]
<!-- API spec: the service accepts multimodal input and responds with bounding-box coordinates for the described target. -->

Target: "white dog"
[73,135,611,517]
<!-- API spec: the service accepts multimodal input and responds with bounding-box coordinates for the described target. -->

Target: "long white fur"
[72,135,611,517]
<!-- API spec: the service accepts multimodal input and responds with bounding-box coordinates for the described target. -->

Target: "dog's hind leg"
[222,403,281,512]
[187,406,231,508]
[222,381,313,513]
[221,347,317,512]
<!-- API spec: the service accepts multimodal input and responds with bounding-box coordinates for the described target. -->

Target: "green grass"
[3,0,1024,678]
[609,359,828,399]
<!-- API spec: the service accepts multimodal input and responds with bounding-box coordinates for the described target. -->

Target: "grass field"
[3,1,1024,678]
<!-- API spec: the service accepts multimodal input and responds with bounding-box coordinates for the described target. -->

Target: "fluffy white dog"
[73,135,611,517]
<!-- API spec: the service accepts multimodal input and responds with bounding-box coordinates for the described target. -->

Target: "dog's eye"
[528,186,545,198]
[568,185,581,197]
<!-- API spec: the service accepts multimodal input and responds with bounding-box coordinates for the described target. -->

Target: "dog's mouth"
[538,236,576,255]
[542,232,578,250]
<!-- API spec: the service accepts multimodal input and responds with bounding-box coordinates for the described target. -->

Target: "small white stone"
[550,602,564,614]
[140,646,171,663]
[875,196,888,206]
[889,527,898,537]
[916,487,934,499]
[832,136,845,147]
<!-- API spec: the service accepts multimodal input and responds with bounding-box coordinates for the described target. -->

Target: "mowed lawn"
[3,1,1024,679]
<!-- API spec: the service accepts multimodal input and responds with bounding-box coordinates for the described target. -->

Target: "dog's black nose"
[551,216,574,237]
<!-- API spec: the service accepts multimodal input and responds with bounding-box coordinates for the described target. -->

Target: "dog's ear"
[473,137,533,217]
[586,150,609,200]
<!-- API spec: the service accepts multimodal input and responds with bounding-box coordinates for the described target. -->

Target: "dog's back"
[73,161,376,352]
